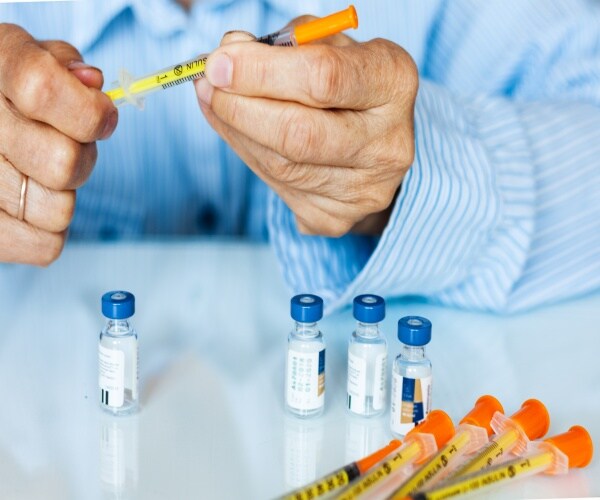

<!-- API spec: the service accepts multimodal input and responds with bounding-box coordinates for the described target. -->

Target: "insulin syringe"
[105,5,358,109]
[405,426,593,500]
[447,399,550,479]
[388,396,503,499]
[333,411,455,500]
[278,439,402,500]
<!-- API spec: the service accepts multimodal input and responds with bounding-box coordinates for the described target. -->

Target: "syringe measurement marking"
[161,72,205,89]
[390,431,472,499]
[412,454,553,500]
[283,464,359,500]
[337,446,418,500]
[454,440,504,476]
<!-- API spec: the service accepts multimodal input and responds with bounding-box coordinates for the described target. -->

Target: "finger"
[39,40,104,89]
[198,100,284,192]
[0,24,117,142]
[0,210,66,266]
[201,102,366,237]
[0,94,98,190]
[205,37,405,109]
[220,30,256,46]
[196,81,378,167]
[200,100,389,215]
[0,154,76,232]
[199,99,344,191]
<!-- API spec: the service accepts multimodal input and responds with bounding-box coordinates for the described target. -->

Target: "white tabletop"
[1,241,598,500]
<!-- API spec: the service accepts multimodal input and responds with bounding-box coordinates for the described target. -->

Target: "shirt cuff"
[268,79,535,313]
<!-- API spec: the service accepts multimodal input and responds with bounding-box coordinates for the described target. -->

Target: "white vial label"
[390,373,432,436]
[132,342,139,401]
[99,345,125,408]
[372,353,387,410]
[347,351,367,413]
[286,348,325,411]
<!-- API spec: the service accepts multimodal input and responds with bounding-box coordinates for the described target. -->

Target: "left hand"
[194,23,418,237]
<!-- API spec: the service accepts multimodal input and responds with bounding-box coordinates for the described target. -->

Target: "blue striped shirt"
[2,0,599,312]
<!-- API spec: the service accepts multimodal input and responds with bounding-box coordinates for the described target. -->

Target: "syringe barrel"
[256,28,296,47]
[414,452,554,500]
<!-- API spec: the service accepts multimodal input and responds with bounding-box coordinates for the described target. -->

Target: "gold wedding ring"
[17,173,28,221]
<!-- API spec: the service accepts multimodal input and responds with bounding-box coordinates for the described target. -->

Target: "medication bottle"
[390,316,432,437]
[99,291,139,415]
[286,294,325,418]
[346,294,387,417]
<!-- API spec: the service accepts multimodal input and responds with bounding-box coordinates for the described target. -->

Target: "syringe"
[333,410,455,500]
[446,399,550,478]
[105,5,358,109]
[388,395,503,499]
[277,439,402,500]
[405,426,593,500]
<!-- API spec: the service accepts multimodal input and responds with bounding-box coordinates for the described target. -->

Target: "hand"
[195,22,418,237]
[0,24,117,265]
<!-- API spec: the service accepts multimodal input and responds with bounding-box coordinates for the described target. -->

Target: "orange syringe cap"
[459,395,504,436]
[544,426,594,468]
[294,5,359,45]
[510,399,550,440]
[357,439,402,474]
[407,410,455,449]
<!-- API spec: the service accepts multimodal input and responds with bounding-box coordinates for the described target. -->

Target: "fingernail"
[100,109,118,140]
[206,53,232,88]
[195,77,214,107]
[67,60,101,72]
[222,30,256,43]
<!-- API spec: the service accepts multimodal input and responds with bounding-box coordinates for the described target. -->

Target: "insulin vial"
[99,291,139,416]
[390,316,432,437]
[347,294,388,417]
[285,294,326,418]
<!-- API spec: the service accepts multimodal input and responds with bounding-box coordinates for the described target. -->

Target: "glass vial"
[347,294,387,417]
[285,294,325,418]
[99,291,139,416]
[390,316,432,437]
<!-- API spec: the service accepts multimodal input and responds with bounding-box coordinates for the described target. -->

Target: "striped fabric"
[2,0,599,312]
[268,0,600,313]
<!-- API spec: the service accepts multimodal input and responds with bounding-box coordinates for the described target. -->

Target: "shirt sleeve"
[268,2,600,314]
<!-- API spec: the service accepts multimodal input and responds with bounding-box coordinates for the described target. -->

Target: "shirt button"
[197,204,218,232]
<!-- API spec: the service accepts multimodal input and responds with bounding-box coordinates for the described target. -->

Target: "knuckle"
[35,232,65,267]
[307,48,343,106]
[222,93,242,126]
[389,129,415,167]
[78,99,107,141]
[49,140,82,189]
[262,153,296,182]
[323,219,353,238]
[367,129,414,173]
[296,220,314,235]
[367,191,390,213]
[400,57,419,101]
[277,108,319,162]
[370,38,418,99]
[54,190,76,231]
[17,54,57,116]
[351,182,384,213]
[309,215,353,238]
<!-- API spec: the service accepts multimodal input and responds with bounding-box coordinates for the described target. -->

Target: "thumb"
[39,40,104,89]
[219,30,256,47]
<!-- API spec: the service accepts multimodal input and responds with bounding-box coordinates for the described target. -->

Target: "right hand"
[0,24,117,265]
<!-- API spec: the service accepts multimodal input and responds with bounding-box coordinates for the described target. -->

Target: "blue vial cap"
[102,291,135,319]
[398,316,432,346]
[353,294,385,323]
[291,294,323,323]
